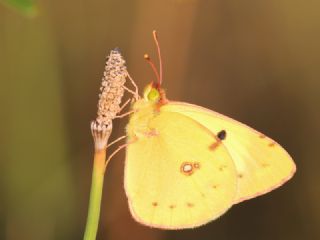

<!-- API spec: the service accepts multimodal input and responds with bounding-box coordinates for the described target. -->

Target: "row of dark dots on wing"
[259,134,277,147]
[218,165,246,179]
[150,182,224,209]
[152,202,195,209]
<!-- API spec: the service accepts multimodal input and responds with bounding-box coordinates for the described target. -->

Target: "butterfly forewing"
[162,102,296,203]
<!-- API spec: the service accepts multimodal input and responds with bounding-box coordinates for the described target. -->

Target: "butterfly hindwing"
[162,102,296,203]
[125,111,237,229]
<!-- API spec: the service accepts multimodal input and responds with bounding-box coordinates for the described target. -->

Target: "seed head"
[92,49,128,150]
[96,49,128,126]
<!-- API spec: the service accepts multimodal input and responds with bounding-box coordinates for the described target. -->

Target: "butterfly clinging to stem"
[113,31,296,229]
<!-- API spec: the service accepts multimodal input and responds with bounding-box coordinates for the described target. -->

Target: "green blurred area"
[1,0,37,16]
[0,0,319,240]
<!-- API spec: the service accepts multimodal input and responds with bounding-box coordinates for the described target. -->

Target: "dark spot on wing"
[217,130,227,140]
[193,162,200,169]
[219,165,227,171]
[268,142,276,147]
[187,202,194,208]
[209,142,220,150]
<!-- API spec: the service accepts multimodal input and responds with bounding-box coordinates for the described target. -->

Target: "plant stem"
[83,149,106,240]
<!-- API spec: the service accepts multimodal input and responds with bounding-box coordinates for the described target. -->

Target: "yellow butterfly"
[124,31,296,229]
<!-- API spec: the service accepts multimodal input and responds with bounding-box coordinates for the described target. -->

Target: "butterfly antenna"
[152,30,163,86]
[144,54,160,84]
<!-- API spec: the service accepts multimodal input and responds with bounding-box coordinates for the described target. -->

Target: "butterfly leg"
[114,110,135,119]
[127,73,139,100]
[124,85,137,96]
[105,137,138,167]
[106,135,127,149]
[119,98,131,112]
[115,96,137,119]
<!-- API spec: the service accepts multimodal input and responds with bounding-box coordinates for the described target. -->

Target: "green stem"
[83,150,106,240]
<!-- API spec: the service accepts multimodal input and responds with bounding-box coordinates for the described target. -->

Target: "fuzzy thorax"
[126,86,161,139]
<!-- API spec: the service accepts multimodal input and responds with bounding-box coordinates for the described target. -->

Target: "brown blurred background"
[0,0,319,239]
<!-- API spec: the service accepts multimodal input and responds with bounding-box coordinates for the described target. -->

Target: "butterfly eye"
[147,88,160,102]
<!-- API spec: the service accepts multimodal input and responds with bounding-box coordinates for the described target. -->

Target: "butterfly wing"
[125,111,237,229]
[161,102,296,203]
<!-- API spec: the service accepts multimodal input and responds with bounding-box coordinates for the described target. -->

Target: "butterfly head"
[142,31,167,104]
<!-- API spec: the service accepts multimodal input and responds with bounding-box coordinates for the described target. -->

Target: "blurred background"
[0,0,319,239]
